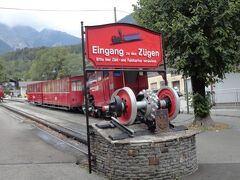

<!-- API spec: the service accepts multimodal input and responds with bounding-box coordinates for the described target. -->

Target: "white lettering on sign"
[138,48,160,58]
[92,46,124,57]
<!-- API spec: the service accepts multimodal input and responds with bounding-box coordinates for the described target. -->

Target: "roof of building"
[18,81,42,87]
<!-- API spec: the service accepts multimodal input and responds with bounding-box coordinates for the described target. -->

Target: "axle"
[103,86,179,126]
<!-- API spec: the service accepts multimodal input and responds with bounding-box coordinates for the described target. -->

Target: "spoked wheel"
[157,87,180,121]
[111,87,137,125]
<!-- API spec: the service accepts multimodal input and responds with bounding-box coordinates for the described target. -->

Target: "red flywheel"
[157,87,180,121]
[111,87,137,125]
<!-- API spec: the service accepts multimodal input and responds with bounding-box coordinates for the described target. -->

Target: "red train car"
[0,85,4,101]
[87,71,148,116]
[27,76,84,110]
[27,71,148,115]
[42,76,84,110]
[27,82,43,105]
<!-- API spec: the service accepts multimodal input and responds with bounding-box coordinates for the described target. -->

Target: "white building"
[148,72,240,107]
[19,81,40,98]
[212,73,240,106]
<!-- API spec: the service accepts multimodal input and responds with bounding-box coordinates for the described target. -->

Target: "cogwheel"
[137,89,159,121]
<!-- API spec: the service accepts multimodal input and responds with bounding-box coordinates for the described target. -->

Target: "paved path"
[0,106,105,180]
[175,114,240,179]
[2,100,240,179]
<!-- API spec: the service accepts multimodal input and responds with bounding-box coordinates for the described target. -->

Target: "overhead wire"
[0,6,131,14]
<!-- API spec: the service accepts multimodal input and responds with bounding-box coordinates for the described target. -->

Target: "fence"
[213,88,240,108]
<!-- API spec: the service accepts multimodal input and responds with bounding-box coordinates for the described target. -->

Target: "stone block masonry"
[90,123,198,180]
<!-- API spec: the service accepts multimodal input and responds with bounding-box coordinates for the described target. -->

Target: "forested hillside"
[0,44,86,82]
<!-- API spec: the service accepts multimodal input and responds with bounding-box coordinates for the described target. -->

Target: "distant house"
[19,81,40,98]
[148,73,185,94]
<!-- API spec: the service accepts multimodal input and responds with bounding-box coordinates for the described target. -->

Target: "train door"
[92,71,104,107]
[102,71,111,104]
[124,71,148,95]
[90,71,111,107]
[96,71,111,105]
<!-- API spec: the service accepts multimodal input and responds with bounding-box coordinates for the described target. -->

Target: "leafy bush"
[192,93,212,118]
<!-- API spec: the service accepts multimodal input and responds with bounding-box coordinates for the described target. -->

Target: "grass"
[186,122,230,132]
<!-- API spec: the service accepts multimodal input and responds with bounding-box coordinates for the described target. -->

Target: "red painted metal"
[26,71,147,113]
[157,88,178,121]
[89,71,148,108]
[0,85,4,98]
[113,87,138,125]
[85,23,163,69]
[27,76,84,109]
[27,82,43,104]
[116,89,133,124]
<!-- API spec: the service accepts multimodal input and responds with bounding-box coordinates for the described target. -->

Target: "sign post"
[81,21,92,174]
[81,23,166,174]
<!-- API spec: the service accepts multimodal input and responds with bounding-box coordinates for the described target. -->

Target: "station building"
[148,72,240,107]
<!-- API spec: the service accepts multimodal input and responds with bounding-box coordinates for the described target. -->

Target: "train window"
[125,72,138,83]
[76,81,82,91]
[97,71,103,81]
[52,81,55,92]
[47,83,50,92]
[72,81,82,91]
[103,71,109,79]
[88,73,96,82]
[62,80,65,92]
[63,79,68,92]
[72,81,77,91]
[114,71,121,77]
[60,81,63,92]
[50,81,53,92]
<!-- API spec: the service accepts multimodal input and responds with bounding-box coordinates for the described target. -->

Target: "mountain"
[118,14,136,24]
[0,23,80,54]
[35,29,80,47]
[0,39,13,54]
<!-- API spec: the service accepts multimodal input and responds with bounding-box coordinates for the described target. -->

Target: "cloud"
[0,0,137,37]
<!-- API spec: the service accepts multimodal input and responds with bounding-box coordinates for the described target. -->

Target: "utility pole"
[184,78,189,114]
[114,7,117,23]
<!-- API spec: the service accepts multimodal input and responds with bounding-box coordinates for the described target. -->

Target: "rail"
[1,103,88,155]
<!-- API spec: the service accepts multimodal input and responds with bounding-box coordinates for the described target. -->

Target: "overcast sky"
[0,0,138,37]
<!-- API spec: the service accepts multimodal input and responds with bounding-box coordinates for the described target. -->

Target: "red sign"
[85,23,163,69]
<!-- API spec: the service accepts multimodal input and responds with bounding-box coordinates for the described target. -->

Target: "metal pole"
[81,21,92,174]
[163,57,168,86]
[162,35,168,86]
[114,7,117,23]
[184,78,189,114]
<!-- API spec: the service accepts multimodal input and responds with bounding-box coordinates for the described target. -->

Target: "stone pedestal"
[90,123,198,180]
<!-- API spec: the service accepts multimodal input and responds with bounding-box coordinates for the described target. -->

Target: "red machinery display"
[103,86,180,130]
[26,71,180,130]
[84,23,180,131]
[87,71,148,117]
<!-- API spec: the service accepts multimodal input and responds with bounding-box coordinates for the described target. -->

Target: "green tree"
[134,0,240,126]
[0,45,85,82]
[28,47,70,81]
[0,58,6,83]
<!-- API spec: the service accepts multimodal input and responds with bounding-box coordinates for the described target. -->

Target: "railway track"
[0,103,88,157]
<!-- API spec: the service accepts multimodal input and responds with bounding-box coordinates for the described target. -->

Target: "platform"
[90,122,199,179]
